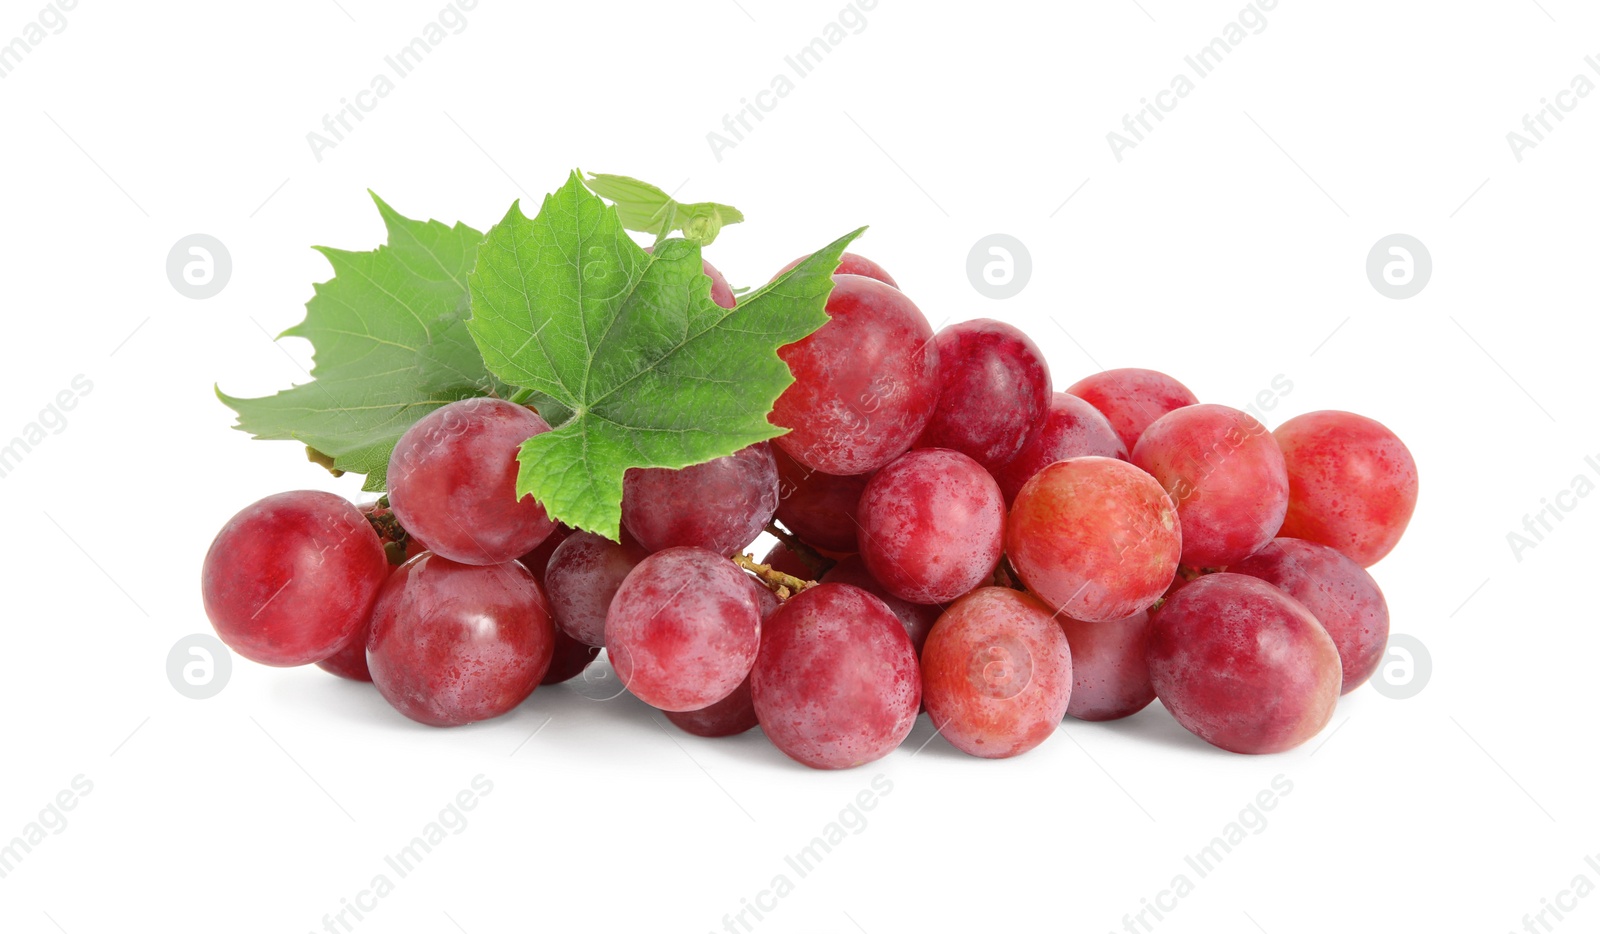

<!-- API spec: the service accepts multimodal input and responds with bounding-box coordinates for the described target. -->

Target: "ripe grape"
[366,554,556,727]
[1132,403,1289,568]
[542,630,602,685]
[1067,368,1198,452]
[316,625,374,682]
[820,555,941,654]
[771,274,940,476]
[773,251,899,288]
[993,392,1128,505]
[914,319,1051,471]
[1274,411,1418,566]
[519,523,574,587]
[1007,457,1179,622]
[644,245,735,309]
[1232,537,1390,693]
[751,583,921,769]
[387,397,558,566]
[622,442,778,556]
[856,448,1006,604]
[773,446,871,554]
[605,547,761,711]
[761,540,824,581]
[1147,573,1341,754]
[920,588,1073,758]
[664,672,758,738]
[202,491,389,667]
[1060,610,1155,722]
[544,531,649,647]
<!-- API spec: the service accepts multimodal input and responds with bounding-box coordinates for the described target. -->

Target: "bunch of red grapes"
[202,253,1418,768]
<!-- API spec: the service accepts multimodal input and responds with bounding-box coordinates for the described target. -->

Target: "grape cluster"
[202,253,1419,766]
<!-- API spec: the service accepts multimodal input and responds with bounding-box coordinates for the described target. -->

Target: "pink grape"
[821,555,942,654]
[914,319,1051,471]
[773,446,871,553]
[751,583,921,769]
[856,448,1006,605]
[366,554,556,727]
[202,491,389,667]
[773,251,899,288]
[921,588,1073,758]
[622,442,778,556]
[1147,573,1341,754]
[387,397,558,566]
[316,623,375,682]
[1006,456,1180,622]
[1060,610,1155,721]
[542,630,602,685]
[1274,411,1419,566]
[605,547,761,711]
[1232,537,1390,693]
[993,392,1128,505]
[544,531,649,647]
[771,274,939,476]
[1067,368,1198,452]
[518,523,573,587]
[664,672,758,738]
[1132,403,1289,568]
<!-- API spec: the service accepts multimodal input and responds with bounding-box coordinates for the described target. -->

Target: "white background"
[1,1,1595,932]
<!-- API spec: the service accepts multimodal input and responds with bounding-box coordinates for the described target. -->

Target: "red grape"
[518,523,574,587]
[771,274,939,476]
[1060,610,1155,721]
[1007,457,1180,622]
[202,491,389,667]
[664,672,758,737]
[1231,537,1390,693]
[751,583,921,769]
[1147,573,1341,754]
[1067,368,1198,452]
[1274,411,1418,566]
[316,624,374,682]
[387,397,558,566]
[993,392,1128,505]
[542,629,602,685]
[921,588,1073,758]
[1132,403,1289,568]
[605,547,761,711]
[366,554,556,727]
[760,540,825,581]
[773,446,871,554]
[622,442,778,556]
[914,319,1051,471]
[856,448,1006,604]
[773,251,899,288]
[820,555,942,654]
[544,531,649,647]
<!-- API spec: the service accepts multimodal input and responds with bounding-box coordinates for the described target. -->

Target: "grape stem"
[761,521,834,577]
[734,553,816,601]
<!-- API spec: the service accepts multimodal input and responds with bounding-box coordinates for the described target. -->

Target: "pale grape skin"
[1061,610,1155,722]
[1067,367,1199,452]
[366,554,556,727]
[644,245,736,308]
[622,442,779,557]
[544,531,649,647]
[605,547,762,712]
[1132,403,1289,569]
[1147,573,1341,754]
[386,397,558,566]
[914,319,1052,471]
[1274,411,1419,567]
[772,251,899,288]
[993,392,1128,505]
[821,555,942,655]
[920,588,1074,759]
[856,448,1006,605]
[771,274,940,476]
[751,583,921,770]
[1232,537,1390,694]
[202,491,389,667]
[1006,457,1180,623]
[542,630,602,685]
[773,445,872,553]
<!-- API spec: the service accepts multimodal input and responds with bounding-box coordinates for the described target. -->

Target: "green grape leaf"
[583,171,746,245]
[468,171,861,539]
[218,194,505,491]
